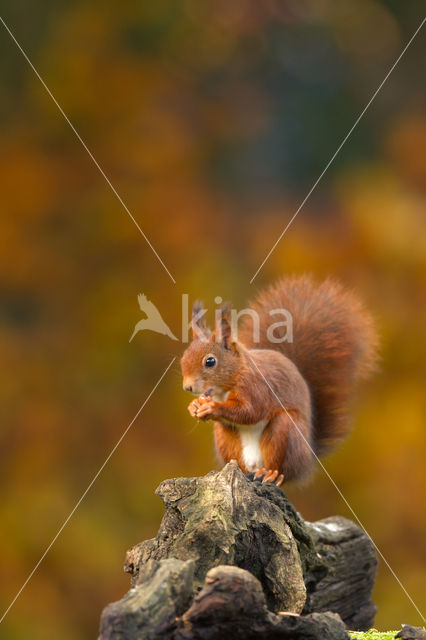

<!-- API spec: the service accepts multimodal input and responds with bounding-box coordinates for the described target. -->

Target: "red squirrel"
[180,275,377,486]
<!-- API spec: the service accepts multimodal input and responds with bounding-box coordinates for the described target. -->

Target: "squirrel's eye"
[205,356,216,368]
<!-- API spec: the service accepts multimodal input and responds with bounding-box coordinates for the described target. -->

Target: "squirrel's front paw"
[188,399,200,418]
[194,400,217,421]
[187,397,217,420]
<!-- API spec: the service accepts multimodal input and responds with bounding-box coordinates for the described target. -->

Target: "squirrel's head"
[180,301,241,399]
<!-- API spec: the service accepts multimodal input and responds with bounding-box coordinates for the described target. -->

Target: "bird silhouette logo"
[129,294,178,343]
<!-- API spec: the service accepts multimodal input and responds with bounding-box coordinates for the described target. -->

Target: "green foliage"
[349,631,398,640]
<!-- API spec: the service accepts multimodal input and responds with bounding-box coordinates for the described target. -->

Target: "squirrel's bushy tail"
[240,275,378,456]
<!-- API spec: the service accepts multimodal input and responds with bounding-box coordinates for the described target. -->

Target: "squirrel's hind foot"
[253,467,284,487]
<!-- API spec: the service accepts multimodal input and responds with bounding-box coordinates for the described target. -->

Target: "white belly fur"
[236,420,268,471]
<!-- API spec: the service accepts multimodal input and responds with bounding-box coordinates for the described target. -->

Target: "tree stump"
[99,462,377,639]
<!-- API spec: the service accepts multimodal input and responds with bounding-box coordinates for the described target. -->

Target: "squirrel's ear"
[192,300,209,341]
[215,305,237,351]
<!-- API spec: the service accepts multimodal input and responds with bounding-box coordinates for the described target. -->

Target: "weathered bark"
[176,565,349,640]
[125,461,307,614]
[304,516,378,629]
[395,626,426,640]
[99,559,195,640]
[100,562,349,640]
[99,462,377,639]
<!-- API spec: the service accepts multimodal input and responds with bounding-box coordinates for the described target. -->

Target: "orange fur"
[213,422,244,469]
[181,275,377,484]
[240,275,378,455]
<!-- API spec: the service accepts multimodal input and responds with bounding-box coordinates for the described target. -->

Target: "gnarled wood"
[99,462,377,639]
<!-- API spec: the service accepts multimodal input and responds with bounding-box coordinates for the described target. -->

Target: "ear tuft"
[192,300,210,341]
[215,304,235,350]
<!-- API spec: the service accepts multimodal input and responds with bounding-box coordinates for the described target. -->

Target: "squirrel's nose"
[184,384,192,393]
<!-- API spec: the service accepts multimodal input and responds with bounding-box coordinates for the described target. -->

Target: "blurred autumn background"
[1,0,425,638]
